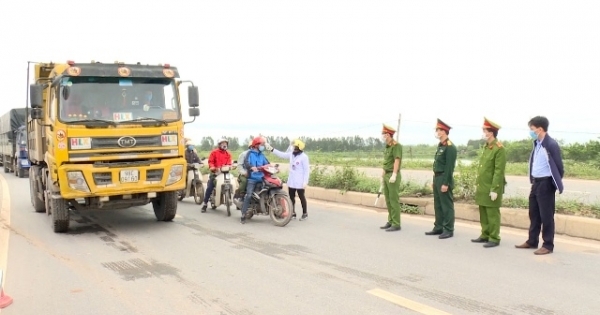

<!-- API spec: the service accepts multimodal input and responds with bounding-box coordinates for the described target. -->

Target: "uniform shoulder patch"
[446,140,453,146]
[496,141,503,148]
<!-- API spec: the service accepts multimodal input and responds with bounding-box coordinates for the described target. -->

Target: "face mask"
[187,145,194,151]
[529,130,538,139]
[220,145,227,150]
[434,132,441,139]
[258,145,265,152]
[381,135,387,142]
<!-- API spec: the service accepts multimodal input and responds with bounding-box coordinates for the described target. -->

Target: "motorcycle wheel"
[270,194,294,227]
[194,182,204,205]
[225,192,231,217]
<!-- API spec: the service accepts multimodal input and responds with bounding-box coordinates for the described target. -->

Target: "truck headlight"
[166,165,183,186]
[67,171,90,192]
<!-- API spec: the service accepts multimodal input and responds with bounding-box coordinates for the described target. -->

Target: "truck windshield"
[16,128,27,146]
[58,77,180,124]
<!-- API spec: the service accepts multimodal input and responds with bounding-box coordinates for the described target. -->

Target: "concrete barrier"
[303,186,600,242]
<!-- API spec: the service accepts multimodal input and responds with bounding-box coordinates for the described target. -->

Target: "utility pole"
[396,113,401,142]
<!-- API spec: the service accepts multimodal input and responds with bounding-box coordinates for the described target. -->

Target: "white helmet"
[185,140,194,146]
[217,138,229,145]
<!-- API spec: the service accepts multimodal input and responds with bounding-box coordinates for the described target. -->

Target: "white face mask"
[482,134,488,140]
[434,132,440,139]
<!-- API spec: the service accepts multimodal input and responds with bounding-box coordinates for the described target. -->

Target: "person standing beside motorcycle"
[267,139,310,220]
[240,136,271,224]
[201,138,233,212]
[185,140,201,164]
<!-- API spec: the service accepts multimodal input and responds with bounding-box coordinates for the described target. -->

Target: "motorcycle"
[232,164,294,227]
[208,161,239,217]
[177,160,205,204]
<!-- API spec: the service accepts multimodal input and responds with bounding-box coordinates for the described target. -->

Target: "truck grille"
[92,169,164,185]
[89,136,163,149]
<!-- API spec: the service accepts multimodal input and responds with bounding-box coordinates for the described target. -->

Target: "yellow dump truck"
[27,60,200,232]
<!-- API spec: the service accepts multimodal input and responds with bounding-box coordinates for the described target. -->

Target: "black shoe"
[483,242,499,248]
[385,226,401,232]
[201,204,207,212]
[300,213,308,221]
[380,223,392,229]
[425,230,442,235]
[292,212,297,219]
[471,237,488,243]
[438,232,453,239]
[240,217,246,224]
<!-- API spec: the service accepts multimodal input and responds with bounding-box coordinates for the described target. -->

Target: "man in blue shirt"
[515,116,564,255]
[240,136,271,224]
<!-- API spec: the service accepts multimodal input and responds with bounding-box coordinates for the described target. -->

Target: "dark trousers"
[203,173,216,204]
[527,177,557,251]
[288,188,307,214]
[432,175,454,233]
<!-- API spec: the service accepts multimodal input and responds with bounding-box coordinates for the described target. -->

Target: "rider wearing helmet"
[184,140,201,164]
[240,136,271,224]
[234,139,257,202]
[268,138,310,220]
[201,138,233,212]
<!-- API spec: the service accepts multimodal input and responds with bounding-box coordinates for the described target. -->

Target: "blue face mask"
[529,130,538,140]
[258,145,265,152]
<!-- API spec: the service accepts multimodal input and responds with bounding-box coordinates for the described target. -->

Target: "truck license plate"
[120,170,139,183]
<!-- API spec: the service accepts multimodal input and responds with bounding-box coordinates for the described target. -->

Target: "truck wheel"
[30,167,46,213]
[50,197,70,233]
[152,191,177,221]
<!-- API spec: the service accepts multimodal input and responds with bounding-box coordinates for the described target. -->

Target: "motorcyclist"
[184,140,201,164]
[201,138,233,212]
[240,136,271,224]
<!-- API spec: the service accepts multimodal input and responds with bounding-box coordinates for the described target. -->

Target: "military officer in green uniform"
[472,117,507,248]
[379,124,403,232]
[426,119,457,239]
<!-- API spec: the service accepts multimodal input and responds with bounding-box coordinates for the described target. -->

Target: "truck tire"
[152,191,177,221]
[30,167,46,213]
[51,197,70,233]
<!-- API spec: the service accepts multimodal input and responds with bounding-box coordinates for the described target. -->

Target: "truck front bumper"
[57,158,186,199]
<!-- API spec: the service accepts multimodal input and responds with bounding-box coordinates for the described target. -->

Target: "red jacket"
[208,149,232,170]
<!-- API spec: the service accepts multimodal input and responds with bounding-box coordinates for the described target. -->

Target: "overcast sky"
[1,0,599,145]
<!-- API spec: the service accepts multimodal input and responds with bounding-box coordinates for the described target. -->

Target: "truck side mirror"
[30,108,43,120]
[188,107,200,117]
[188,86,199,108]
[30,84,44,108]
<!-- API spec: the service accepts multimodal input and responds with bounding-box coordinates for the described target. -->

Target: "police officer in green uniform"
[472,117,507,248]
[379,124,403,232]
[426,119,457,239]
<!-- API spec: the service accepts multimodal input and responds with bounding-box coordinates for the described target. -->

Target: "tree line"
[195,136,600,163]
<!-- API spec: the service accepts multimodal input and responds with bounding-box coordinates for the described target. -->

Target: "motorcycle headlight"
[166,165,184,186]
[67,171,90,192]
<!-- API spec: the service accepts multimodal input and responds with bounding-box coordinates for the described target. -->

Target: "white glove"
[389,173,397,183]
[490,192,498,201]
[265,143,273,151]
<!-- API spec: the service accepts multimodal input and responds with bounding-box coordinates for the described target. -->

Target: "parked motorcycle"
[232,164,294,227]
[208,161,239,217]
[177,160,205,204]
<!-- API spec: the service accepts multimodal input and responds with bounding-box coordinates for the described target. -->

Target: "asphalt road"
[276,164,600,204]
[1,173,600,314]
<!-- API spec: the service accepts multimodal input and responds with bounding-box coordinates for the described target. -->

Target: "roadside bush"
[309,165,433,197]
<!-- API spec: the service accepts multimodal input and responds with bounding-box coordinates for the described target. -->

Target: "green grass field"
[221,150,600,180]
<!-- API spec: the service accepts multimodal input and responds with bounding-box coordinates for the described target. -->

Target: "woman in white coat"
[267,139,310,220]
